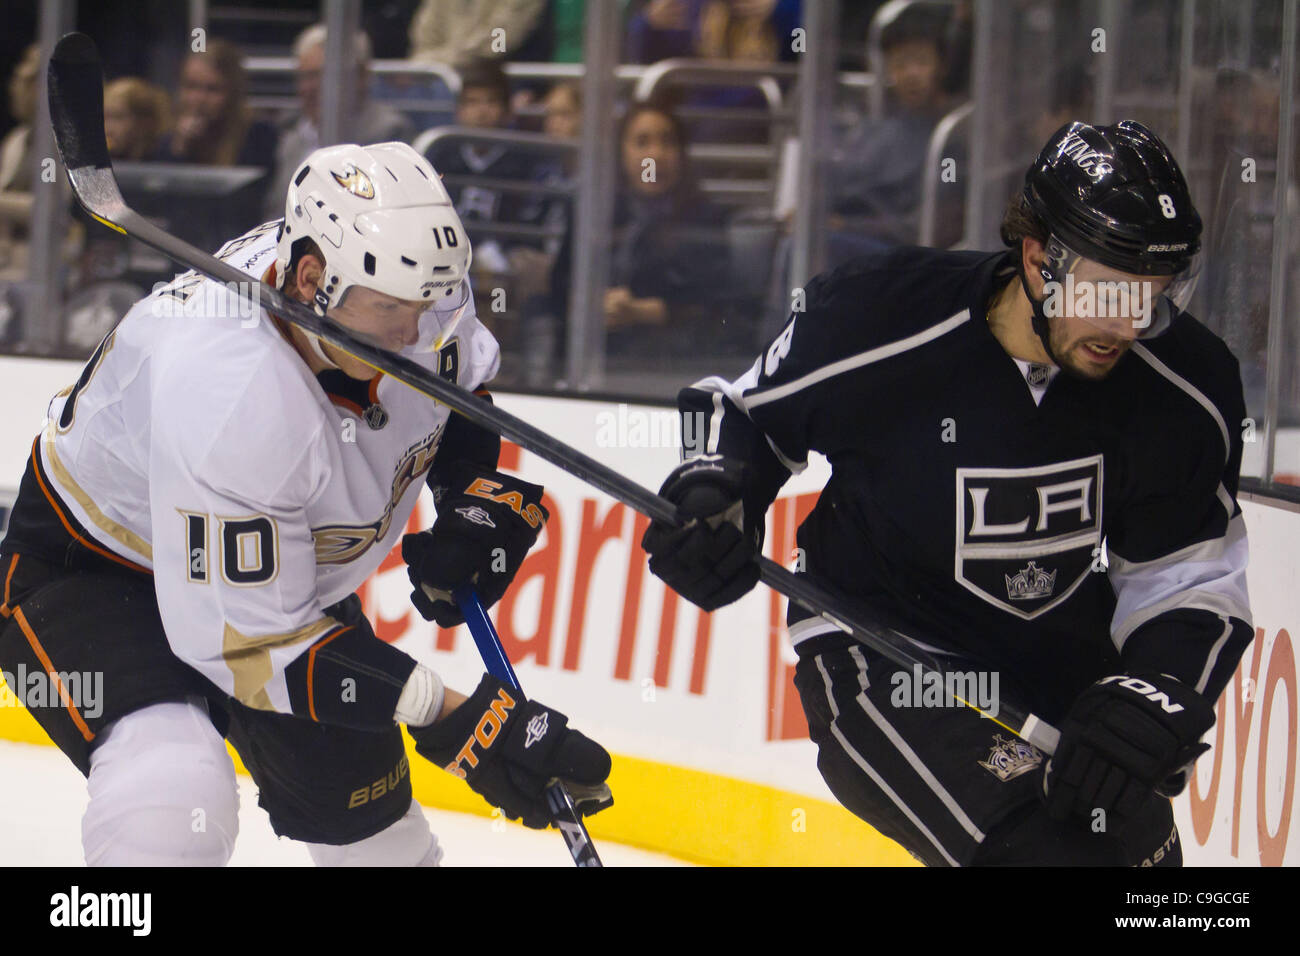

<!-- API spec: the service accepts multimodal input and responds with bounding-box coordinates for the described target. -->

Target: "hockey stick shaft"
[45,33,1059,756]
[455,588,603,867]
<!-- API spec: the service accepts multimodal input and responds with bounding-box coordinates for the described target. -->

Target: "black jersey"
[682,246,1253,721]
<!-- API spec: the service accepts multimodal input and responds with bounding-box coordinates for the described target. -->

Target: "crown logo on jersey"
[977,734,1043,782]
[331,164,375,199]
[1004,561,1057,601]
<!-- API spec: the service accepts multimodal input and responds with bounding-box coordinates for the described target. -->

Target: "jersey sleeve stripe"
[1109,513,1252,650]
[1193,615,1236,696]
[1131,342,1231,466]
[707,391,724,456]
[744,309,972,410]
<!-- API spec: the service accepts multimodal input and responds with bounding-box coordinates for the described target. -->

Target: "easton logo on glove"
[456,505,496,527]
[403,462,549,626]
[443,687,518,779]
[466,477,546,529]
[408,674,614,829]
[1097,675,1185,714]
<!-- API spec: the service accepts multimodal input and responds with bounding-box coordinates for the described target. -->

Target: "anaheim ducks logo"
[331,163,375,199]
[312,426,444,564]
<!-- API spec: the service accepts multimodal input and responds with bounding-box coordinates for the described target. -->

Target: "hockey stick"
[455,588,604,867]
[45,32,1060,756]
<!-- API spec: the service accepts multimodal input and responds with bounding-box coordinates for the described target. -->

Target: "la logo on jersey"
[954,455,1102,619]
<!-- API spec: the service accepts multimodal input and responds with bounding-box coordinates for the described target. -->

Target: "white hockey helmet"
[275,142,472,321]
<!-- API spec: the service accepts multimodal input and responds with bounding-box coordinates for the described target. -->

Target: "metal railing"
[918,100,972,247]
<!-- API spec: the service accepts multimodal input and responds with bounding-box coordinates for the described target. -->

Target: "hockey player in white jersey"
[0,142,611,865]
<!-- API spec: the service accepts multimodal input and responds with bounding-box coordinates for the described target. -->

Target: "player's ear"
[1021,237,1047,297]
[294,253,325,302]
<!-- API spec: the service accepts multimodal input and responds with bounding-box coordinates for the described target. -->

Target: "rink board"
[0,356,1295,866]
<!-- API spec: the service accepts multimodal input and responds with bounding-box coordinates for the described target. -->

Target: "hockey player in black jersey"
[642,121,1253,866]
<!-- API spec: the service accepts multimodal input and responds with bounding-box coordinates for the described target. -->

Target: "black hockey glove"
[640,455,761,612]
[1042,672,1215,825]
[403,463,548,627]
[408,674,613,829]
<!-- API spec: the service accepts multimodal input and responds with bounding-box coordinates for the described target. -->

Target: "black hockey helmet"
[1018,121,1202,341]
[1024,120,1201,275]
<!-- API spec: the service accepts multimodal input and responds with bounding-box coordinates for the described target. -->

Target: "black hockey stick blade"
[47,33,125,231]
[44,36,1061,759]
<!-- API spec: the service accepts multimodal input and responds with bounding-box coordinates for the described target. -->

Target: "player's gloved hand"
[403,463,548,627]
[407,674,613,829]
[640,454,761,611]
[1042,672,1215,825]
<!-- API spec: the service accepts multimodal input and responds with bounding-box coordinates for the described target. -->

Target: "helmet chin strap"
[1016,254,1062,368]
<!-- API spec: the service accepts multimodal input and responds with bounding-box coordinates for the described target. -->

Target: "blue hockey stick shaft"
[454,588,604,867]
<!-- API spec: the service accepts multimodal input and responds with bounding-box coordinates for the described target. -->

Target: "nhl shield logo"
[1025,363,1052,388]
[954,455,1102,619]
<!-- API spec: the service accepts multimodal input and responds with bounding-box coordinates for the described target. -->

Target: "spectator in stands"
[697,0,800,62]
[408,0,547,69]
[104,78,171,161]
[824,5,963,254]
[424,60,561,359]
[150,40,277,248]
[264,24,415,218]
[0,44,42,281]
[541,82,581,157]
[604,101,736,358]
[626,0,801,63]
[627,0,801,147]
[426,60,552,260]
[152,39,276,170]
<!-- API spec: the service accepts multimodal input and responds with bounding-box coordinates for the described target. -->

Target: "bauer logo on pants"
[954,455,1103,619]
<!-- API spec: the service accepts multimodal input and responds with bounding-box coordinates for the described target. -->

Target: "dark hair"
[616,99,693,192]
[999,191,1049,249]
[880,7,948,57]
[458,58,510,107]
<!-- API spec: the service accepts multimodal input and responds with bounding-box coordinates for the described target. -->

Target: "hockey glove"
[408,674,613,829]
[1042,672,1215,825]
[640,455,761,612]
[403,463,548,627]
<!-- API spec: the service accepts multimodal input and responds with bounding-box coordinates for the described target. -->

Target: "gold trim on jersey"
[311,425,444,565]
[40,427,154,564]
[222,617,336,711]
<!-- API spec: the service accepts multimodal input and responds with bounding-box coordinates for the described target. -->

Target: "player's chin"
[1064,341,1128,380]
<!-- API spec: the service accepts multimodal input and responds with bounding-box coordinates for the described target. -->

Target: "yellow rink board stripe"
[0,695,917,867]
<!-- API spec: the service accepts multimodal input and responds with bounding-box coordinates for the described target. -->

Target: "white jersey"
[37,221,499,711]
